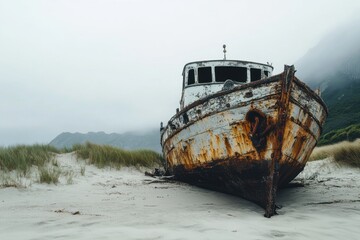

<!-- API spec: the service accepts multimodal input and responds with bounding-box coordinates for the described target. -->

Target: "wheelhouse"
[180,60,273,109]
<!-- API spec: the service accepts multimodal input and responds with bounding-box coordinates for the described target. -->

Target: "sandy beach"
[1,153,360,240]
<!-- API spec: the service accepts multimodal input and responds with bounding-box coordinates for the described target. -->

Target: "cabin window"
[250,68,262,82]
[215,66,247,83]
[198,67,212,83]
[264,70,269,77]
[187,69,195,85]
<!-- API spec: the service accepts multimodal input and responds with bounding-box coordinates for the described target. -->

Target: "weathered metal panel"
[181,60,274,108]
[275,79,328,187]
[164,104,278,168]
[290,80,327,126]
[162,79,281,146]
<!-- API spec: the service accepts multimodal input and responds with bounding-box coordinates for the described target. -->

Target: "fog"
[1,0,360,145]
[296,17,360,86]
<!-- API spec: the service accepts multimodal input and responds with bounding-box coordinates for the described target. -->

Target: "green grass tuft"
[38,167,61,184]
[0,145,58,176]
[72,142,164,169]
[333,140,360,167]
[80,165,86,176]
[309,144,337,161]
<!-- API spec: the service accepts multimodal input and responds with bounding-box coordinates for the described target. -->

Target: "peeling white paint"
[180,60,274,108]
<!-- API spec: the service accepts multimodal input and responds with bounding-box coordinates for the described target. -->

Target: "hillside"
[319,123,360,146]
[320,76,360,134]
[49,130,162,153]
[296,19,360,140]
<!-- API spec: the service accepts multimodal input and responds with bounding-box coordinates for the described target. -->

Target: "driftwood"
[145,168,167,178]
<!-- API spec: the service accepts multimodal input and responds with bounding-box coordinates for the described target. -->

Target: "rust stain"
[173,140,195,170]
[291,135,307,161]
[215,135,221,147]
[201,148,209,162]
[245,109,275,153]
[224,136,233,156]
[208,131,217,160]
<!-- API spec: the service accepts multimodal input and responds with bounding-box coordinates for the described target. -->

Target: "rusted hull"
[161,66,327,217]
[173,158,271,208]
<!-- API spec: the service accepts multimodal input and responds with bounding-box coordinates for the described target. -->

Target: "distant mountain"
[295,19,360,141]
[49,130,162,153]
[296,19,360,89]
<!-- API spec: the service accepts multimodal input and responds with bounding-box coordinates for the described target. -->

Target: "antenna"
[223,44,227,60]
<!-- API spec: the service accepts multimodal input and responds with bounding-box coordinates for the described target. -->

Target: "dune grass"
[72,142,164,169]
[310,139,360,167]
[332,140,360,167]
[38,167,61,184]
[0,143,164,187]
[309,144,338,161]
[0,144,59,176]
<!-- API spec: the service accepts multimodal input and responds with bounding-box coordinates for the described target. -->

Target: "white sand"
[1,153,360,240]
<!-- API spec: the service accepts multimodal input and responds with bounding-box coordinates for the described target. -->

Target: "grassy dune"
[0,143,163,187]
[0,145,61,186]
[0,145,58,176]
[72,142,164,169]
[310,139,360,167]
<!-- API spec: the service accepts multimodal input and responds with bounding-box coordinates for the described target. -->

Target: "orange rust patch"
[199,148,208,163]
[209,132,217,160]
[215,135,221,147]
[291,134,306,161]
[224,136,233,156]
[170,140,196,170]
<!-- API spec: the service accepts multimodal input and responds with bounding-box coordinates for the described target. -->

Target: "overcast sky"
[1,0,360,146]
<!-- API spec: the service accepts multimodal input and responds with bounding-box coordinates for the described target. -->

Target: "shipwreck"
[160,46,328,217]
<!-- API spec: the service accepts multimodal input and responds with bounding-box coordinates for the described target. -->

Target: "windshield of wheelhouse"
[215,66,247,83]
